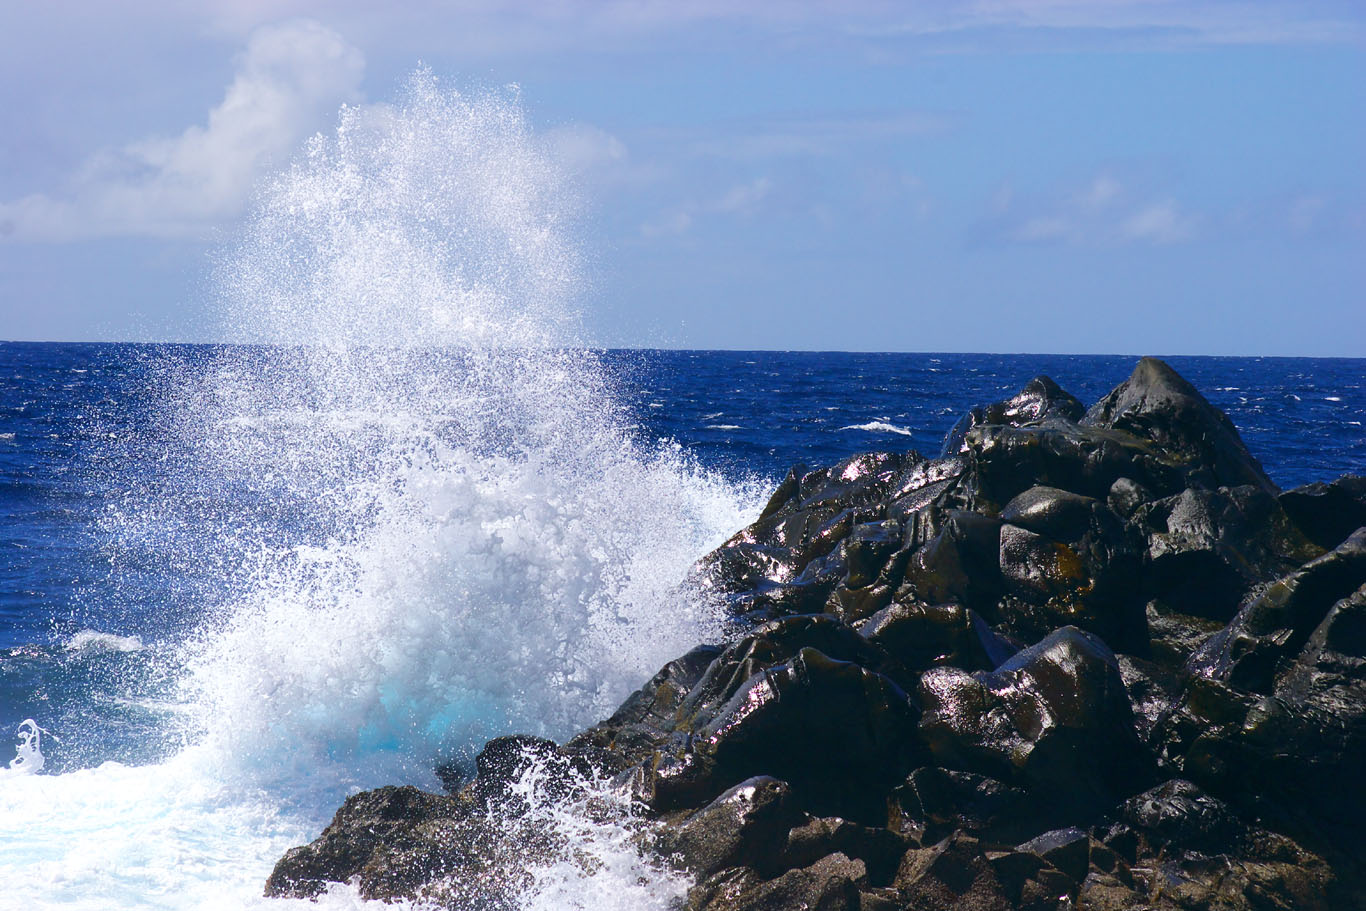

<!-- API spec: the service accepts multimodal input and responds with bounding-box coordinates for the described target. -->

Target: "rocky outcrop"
[267,357,1366,910]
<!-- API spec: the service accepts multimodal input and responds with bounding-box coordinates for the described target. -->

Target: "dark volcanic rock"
[891,767,1039,845]
[1082,356,1279,495]
[265,786,454,900]
[918,626,1149,822]
[1118,778,1245,855]
[270,358,1366,911]
[264,786,528,908]
[1132,484,1321,620]
[689,853,867,911]
[941,375,1084,457]
[1190,527,1366,692]
[857,600,1014,673]
[655,776,803,877]
[646,646,921,822]
[1279,475,1366,550]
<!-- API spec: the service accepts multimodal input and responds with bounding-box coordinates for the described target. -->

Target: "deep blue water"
[1,342,1363,770]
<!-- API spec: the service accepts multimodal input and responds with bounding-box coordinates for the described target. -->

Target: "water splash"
[167,71,755,791]
[0,70,758,908]
[6,720,48,775]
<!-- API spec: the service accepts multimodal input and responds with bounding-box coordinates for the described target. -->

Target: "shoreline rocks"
[267,357,1366,910]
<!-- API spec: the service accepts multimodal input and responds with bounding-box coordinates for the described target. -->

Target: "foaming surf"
[0,70,760,909]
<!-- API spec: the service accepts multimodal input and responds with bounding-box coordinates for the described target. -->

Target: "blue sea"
[2,76,1364,911]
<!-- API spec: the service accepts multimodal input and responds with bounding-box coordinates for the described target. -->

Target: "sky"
[1,1,1363,354]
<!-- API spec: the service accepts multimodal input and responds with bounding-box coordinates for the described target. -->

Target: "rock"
[567,643,722,770]
[1119,779,1245,855]
[676,615,910,719]
[918,627,1149,822]
[1016,827,1089,884]
[264,785,535,908]
[655,776,803,877]
[270,358,1366,909]
[900,510,1005,611]
[1000,486,1099,541]
[689,853,867,911]
[1190,528,1366,693]
[894,832,1012,910]
[891,767,1039,845]
[778,817,908,886]
[1116,654,1185,742]
[1145,601,1225,666]
[1279,475,1366,550]
[1106,476,1152,520]
[473,735,565,809]
[995,497,1145,652]
[857,600,1013,674]
[1081,356,1278,495]
[1155,575,1366,868]
[1132,485,1320,621]
[941,376,1085,457]
[647,647,921,823]
[265,786,454,899]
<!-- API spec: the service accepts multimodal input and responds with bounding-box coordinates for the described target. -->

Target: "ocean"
[2,72,1363,910]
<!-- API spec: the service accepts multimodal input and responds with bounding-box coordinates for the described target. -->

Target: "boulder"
[918,627,1149,822]
[941,375,1085,457]
[857,600,1015,674]
[647,647,921,823]
[1279,475,1366,551]
[1132,485,1320,620]
[688,853,867,911]
[891,767,1040,845]
[1082,356,1278,495]
[655,776,803,877]
[1190,528,1366,693]
[894,832,1012,911]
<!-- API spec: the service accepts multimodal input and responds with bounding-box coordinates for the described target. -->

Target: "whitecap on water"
[839,420,913,436]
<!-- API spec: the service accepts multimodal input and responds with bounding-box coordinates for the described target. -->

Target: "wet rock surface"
[267,358,1366,910]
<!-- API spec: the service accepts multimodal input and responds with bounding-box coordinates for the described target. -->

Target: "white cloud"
[714,177,774,213]
[846,1,1365,49]
[1121,199,1198,243]
[681,112,949,162]
[1078,175,1123,208]
[641,176,774,237]
[989,174,1200,246]
[542,124,627,175]
[1287,194,1327,235]
[0,20,363,241]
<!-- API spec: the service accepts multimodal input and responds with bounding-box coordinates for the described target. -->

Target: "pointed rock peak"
[1083,357,1277,494]
[940,374,1083,456]
[992,375,1085,426]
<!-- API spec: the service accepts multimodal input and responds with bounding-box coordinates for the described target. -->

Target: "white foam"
[64,630,145,654]
[839,420,913,436]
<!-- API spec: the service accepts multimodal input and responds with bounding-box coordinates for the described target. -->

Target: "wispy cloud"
[1120,199,1198,243]
[641,176,775,237]
[0,20,363,241]
[673,112,951,162]
[982,174,1200,246]
[844,1,1366,49]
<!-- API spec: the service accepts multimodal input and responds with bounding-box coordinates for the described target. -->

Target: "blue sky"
[1,1,1363,354]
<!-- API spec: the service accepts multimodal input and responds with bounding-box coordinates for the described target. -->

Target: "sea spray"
[175,68,757,789]
[0,70,760,909]
[6,719,49,774]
